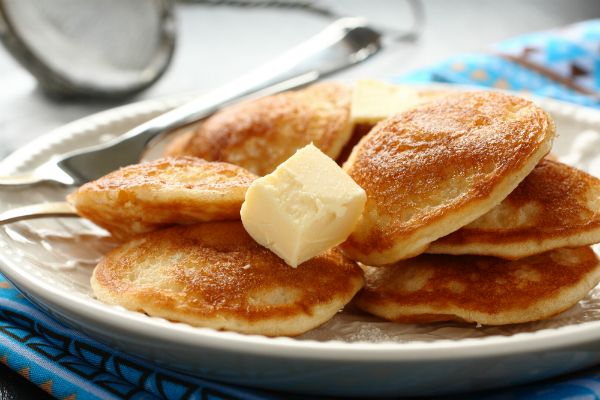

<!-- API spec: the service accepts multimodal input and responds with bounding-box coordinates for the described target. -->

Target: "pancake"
[168,82,354,176]
[91,221,365,337]
[427,159,600,259]
[354,247,600,325]
[338,91,556,266]
[67,156,257,242]
[161,122,201,158]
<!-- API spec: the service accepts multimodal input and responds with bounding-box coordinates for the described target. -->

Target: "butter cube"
[241,144,366,267]
[351,78,453,125]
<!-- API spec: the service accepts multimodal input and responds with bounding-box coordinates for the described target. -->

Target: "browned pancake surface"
[67,157,257,241]
[162,130,195,158]
[428,159,600,258]
[354,247,600,325]
[91,221,365,337]
[178,82,353,176]
[339,91,555,265]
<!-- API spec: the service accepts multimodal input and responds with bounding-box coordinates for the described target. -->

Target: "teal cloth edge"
[0,273,309,400]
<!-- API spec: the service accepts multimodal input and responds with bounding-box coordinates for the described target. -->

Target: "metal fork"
[0,17,381,188]
[0,202,79,225]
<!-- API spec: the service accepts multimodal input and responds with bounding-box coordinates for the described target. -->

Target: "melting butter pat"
[241,143,366,267]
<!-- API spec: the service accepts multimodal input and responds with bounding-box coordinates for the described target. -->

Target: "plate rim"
[2,245,600,360]
[3,83,600,395]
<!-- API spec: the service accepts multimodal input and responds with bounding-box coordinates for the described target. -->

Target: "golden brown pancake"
[161,130,196,158]
[164,82,354,176]
[91,221,365,337]
[67,157,257,242]
[339,91,556,266]
[354,247,600,325]
[427,159,600,259]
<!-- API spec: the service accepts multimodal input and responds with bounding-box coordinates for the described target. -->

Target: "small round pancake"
[171,82,354,176]
[161,130,196,158]
[67,157,257,242]
[427,159,600,259]
[91,221,365,337]
[339,91,556,266]
[354,247,600,325]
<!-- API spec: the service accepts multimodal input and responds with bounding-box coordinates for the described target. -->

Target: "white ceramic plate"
[3,88,600,398]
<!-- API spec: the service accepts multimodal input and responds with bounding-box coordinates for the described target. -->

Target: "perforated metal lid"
[0,0,176,99]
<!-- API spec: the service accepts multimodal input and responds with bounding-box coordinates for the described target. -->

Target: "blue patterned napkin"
[0,273,318,400]
[396,19,600,109]
[4,19,600,400]
[3,269,600,400]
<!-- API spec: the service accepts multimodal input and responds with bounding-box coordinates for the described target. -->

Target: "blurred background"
[2,0,600,160]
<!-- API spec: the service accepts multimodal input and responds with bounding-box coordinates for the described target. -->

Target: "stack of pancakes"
[69,81,600,336]
[162,80,452,173]
[68,157,365,337]
[340,90,600,326]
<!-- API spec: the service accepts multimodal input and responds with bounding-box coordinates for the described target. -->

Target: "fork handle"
[0,161,79,186]
[2,17,381,188]
[0,202,78,225]
[122,17,380,146]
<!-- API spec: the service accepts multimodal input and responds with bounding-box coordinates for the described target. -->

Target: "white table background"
[1,0,600,161]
